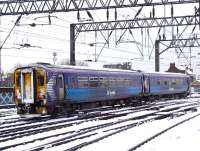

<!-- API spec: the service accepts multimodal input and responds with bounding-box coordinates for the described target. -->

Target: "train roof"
[24,63,143,75]
[15,63,189,78]
[145,71,189,77]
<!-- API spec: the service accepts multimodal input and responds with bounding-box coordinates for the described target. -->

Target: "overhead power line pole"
[0,15,22,80]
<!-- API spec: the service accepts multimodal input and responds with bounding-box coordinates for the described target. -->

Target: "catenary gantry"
[0,0,198,15]
[70,15,199,68]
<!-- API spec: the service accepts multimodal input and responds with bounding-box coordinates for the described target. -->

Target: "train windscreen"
[21,69,34,104]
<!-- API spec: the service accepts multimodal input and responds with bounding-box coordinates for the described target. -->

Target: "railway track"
[0,104,15,109]
[0,98,199,150]
[0,99,190,141]
[25,103,200,151]
[128,113,200,151]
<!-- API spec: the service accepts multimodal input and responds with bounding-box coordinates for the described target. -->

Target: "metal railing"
[0,87,14,105]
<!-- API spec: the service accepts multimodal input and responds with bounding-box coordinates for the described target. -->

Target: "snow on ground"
[33,107,200,151]
[1,97,200,151]
[137,113,200,151]
[77,109,200,151]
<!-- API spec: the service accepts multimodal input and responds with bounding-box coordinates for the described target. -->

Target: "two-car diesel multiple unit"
[14,63,190,115]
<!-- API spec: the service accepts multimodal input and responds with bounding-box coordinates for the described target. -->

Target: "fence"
[0,87,14,105]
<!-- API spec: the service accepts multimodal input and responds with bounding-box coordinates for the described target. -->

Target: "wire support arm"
[73,15,199,38]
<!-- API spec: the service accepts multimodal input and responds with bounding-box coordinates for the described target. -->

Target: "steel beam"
[73,15,199,38]
[155,37,200,72]
[72,15,199,69]
[0,0,198,16]
[160,37,200,54]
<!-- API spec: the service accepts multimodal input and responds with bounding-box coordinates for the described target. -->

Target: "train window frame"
[99,77,109,87]
[89,76,99,88]
[70,77,77,88]
[78,76,89,88]
[157,80,161,85]
[171,79,176,85]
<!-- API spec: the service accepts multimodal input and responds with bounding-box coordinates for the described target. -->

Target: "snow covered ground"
[138,115,200,151]
[77,111,200,151]
[0,96,200,151]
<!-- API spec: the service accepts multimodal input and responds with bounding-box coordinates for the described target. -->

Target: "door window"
[57,77,63,88]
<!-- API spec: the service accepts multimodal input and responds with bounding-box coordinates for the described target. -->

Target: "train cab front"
[14,67,47,117]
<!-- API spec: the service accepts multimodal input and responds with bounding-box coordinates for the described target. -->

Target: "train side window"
[126,78,132,86]
[89,76,99,88]
[164,81,168,86]
[38,75,44,86]
[78,76,88,88]
[99,77,108,87]
[71,77,77,88]
[110,78,114,86]
[157,80,161,85]
[171,80,176,85]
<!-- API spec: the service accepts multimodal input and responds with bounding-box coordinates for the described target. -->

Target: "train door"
[144,74,150,94]
[21,69,34,104]
[57,74,64,101]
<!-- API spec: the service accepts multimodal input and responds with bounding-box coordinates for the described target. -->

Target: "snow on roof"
[29,63,142,74]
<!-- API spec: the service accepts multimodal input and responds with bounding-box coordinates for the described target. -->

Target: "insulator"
[115,8,117,20]
[177,26,179,34]
[152,5,155,18]
[171,4,174,17]
[107,9,109,21]
[48,14,51,25]
[77,11,80,21]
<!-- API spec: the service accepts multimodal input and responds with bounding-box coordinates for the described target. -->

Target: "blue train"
[14,63,190,115]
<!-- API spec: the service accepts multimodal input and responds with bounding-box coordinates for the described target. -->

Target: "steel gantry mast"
[155,37,200,71]
[0,0,198,15]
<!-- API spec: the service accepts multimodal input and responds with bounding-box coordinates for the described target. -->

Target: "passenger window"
[70,77,77,88]
[89,77,99,88]
[99,77,108,87]
[171,80,176,85]
[78,76,88,88]
[38,75,44,86]
[157,81,161,85]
